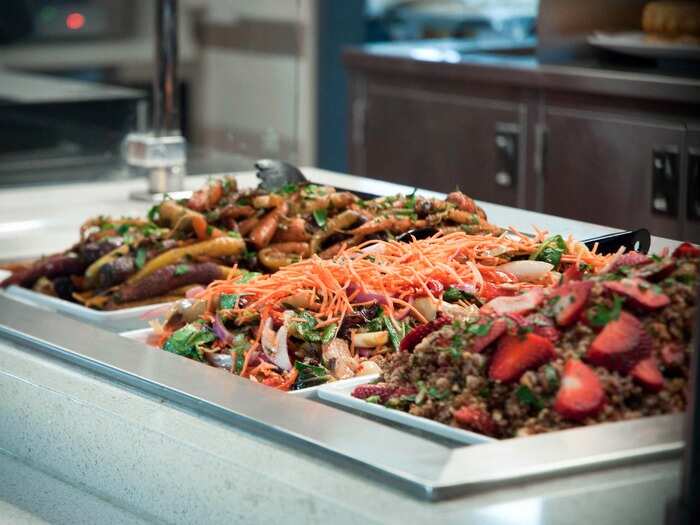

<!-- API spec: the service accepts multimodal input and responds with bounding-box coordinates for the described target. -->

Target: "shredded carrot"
[193,230,617,347]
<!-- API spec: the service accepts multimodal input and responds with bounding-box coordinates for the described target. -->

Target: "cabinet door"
[539,107,685,239]
[359,86,525,206]
[683,127,700,242]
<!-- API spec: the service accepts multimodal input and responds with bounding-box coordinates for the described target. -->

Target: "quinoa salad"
[351,243,700,439]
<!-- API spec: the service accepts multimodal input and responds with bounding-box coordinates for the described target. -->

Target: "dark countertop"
[344,39,700,104]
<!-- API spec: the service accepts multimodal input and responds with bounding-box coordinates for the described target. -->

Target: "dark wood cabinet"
[345,47,700,240]
[683,128,700,241]
[356,85,525,206]
[538,106,685,239]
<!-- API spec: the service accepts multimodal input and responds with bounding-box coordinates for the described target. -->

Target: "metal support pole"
[126,0,185,198]
[153,0,179,136]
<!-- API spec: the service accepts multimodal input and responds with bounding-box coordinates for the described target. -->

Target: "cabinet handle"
[651,146,680,216]
[688,147,700,221]
[495,123,519,188]
[534,123,548,182]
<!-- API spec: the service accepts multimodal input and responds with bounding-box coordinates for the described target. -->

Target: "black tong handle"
[582,229,651,255]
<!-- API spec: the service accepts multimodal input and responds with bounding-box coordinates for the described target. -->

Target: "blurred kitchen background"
[1,0,699,239]
[0,0,536,185]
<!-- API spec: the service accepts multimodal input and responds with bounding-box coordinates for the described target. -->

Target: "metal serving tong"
[581,228,651,255]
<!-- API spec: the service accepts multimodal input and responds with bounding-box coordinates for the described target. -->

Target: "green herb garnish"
[147,204,160,222]
[134,247,147,269]
[313,208,328,227]
[427,386,451,400]
[383,314,402,351]
[443,286,473,303]
[467,320,492,337]
[174,264,190,276]
[588,295,624,327]
[163,324,215,361]
[219,293,239,310]
[515,385,544,410]
[294,361,332,390]
[531,235,567,268]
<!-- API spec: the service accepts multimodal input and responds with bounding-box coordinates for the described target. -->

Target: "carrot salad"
[155,230,618,391]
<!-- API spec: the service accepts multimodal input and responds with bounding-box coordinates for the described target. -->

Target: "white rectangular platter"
[2,284,169,332]
[318,377,496,445]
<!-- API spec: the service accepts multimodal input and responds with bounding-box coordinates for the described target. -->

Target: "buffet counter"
[0,169,683,524]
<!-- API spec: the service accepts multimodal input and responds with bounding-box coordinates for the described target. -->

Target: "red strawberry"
[489,333,556,383]
[610,252,652,271]
[634,260,676,282]
[673,242,700,259]
[553,359,605,421]
[603,278,670,310]
[425,279,444,295]
[482,287,544,316]
[471,318,507,353]
[549,280,594,326]
[561,265,583,284]
[630,358,664,392]
[523,313,561,343]
[660,343,685,368]
[586,311,651,373]
[453,405,496,435]
[352,384,397,403]
[399,314,451,351]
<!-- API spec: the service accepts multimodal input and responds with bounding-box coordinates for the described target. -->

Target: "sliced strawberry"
[523,313,561,343]
[603,278,670,310]
[549,280,594,326]
[610,252,652,271]
[673,242,700,259]
[634,260,676,282]
[586,311,651,373]
[482,287,544,316]
[630,358,664,392]
[399,314,451,352]
[453,405,496,435]
[489,333,556,383]
[553,359,605,421]
[660,343,685,368]
[561,265,583,284]
[471,318,507,353]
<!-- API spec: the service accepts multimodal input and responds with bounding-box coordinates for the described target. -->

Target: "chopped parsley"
[467,320,492,337]
[587,295,624,327]
[515,385,544,411]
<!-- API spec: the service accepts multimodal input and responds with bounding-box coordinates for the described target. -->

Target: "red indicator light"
[66,12,85,30]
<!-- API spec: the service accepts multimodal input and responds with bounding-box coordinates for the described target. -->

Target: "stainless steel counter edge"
[0,294,684,500]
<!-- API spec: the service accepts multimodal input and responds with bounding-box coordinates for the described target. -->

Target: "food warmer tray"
[0,294,682,501]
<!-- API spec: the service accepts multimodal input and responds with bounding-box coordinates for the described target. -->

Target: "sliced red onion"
[261,318,293,371]
[347,283,389,305]
[212,313,234,345]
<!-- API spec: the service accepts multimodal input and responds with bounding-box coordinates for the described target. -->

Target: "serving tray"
[120,327,379,398]
[318,377,495,445]
[2,285,168,332]
[0,294,684,500]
